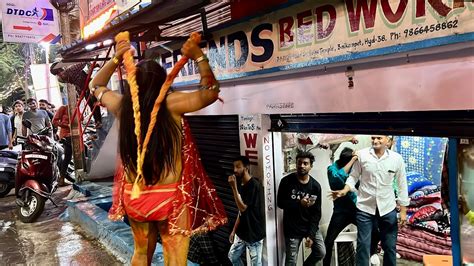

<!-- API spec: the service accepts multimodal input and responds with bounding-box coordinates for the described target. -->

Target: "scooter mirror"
[22,119,32,129]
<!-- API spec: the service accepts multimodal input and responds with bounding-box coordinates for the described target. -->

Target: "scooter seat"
[0,150,18,159]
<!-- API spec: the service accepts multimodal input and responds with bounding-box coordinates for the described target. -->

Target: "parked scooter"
[15,121,62,223]
[0,150,18,197]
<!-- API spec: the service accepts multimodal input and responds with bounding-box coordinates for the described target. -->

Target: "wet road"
[0,186,121,265]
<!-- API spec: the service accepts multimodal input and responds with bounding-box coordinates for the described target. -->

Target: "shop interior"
[277,132,472,265]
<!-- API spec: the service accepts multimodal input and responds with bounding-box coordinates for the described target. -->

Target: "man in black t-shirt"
[277,151,326,266]
[228,156,265,266]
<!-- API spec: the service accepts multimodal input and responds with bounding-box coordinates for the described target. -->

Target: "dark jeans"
[323,207,380,266]
[60,137,72,178]
[84,89,102,124]
[356,208,398,266]
[285,230,326,266]
[323,209,356,266]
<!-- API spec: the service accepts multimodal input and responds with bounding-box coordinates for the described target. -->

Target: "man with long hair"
[89,33,227,265]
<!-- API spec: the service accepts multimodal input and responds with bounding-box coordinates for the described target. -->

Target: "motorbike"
[0,150,18,197]
[15,121,63,223]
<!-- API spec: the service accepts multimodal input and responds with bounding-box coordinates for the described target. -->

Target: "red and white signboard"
[0,0,59,43]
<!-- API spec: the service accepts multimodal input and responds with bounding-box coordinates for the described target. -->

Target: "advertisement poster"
[0,0,59,43]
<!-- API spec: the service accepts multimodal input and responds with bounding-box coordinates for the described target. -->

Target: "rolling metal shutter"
[187,115,240,265]
[270,111,474,137]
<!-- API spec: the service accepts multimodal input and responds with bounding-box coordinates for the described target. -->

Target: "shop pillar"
[239,114,278,266]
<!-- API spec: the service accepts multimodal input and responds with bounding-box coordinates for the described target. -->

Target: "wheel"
[18,192,46,223]
[0,182,12,198]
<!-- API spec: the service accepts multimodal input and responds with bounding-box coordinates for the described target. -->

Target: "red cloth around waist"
[123,182,178,222]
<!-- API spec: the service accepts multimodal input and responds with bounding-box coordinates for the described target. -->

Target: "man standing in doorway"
[228,156,265,266]
[22,98,52,136]
[278,151,325,266]
[331,135,409,266]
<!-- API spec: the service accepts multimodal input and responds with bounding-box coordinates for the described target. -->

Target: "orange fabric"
[123,182,178,222]
[108,117,228,236]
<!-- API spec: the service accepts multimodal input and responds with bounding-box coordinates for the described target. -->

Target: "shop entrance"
[269,110,473,266]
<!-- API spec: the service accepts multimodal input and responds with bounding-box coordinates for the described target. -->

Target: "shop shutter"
[269,111,474,137]
[187,115,240,265]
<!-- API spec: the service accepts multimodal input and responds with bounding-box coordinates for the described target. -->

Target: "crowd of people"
[227,135,407,266]
[1,98,54,149]
[0,98,78,186]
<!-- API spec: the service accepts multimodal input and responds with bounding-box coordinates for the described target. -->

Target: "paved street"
[0,186,121,265]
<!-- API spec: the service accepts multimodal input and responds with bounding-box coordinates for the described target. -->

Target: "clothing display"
[397,226,451,262]
[392,138,452,262]
[394,136,448,185]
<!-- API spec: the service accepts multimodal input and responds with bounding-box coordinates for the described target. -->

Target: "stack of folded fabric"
[396,172,452,262]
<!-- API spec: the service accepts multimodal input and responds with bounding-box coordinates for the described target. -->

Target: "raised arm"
[89,41,130,116]
[166,38,220,118]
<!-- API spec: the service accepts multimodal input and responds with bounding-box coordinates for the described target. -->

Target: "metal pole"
[44,44,51,103]
[448,138,461,266]
[60,9,85,182]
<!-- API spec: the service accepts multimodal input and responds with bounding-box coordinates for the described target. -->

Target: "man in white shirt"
[331,135,409,266]
[11,100,28,144]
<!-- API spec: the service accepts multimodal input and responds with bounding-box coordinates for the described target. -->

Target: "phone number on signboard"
[404,19,459,38]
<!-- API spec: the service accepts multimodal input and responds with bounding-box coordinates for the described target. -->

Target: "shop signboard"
[79,0,117,39]
[79,0,151,39]
[88,0,115,19]
[0,0,60,43]
[167,0,474,85]
[115,0,151,13]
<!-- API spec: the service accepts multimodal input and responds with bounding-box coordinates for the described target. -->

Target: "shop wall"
[191,50,474,116]
[164,0,474,116]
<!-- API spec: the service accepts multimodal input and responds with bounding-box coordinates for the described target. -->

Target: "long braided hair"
[118,60,181,187]
[116,32,201,199]
[116,32,179,198]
